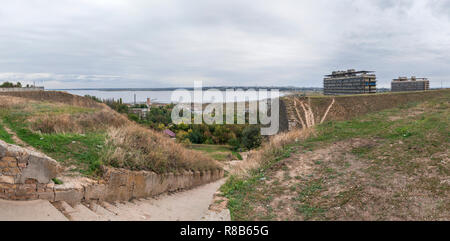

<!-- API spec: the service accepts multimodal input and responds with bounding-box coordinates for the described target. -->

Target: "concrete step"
[53,201,106,221]
[70,203,108,221]
[85,202,121,221]
[0,199,68,221]
[0,179,229,221]
[101,201,150,221]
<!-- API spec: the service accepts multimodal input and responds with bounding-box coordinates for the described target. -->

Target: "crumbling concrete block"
[55,189,84,206]
[15,152,59,184]
[84,184,106,201]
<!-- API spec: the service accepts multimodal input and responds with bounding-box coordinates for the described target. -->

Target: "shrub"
[241,125,262,150]
[187,128,205,144]
[228,138,241,151]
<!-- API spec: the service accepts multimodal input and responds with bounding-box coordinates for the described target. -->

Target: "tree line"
[85,95,263,151]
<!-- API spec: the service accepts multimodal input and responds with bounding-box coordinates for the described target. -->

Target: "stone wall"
[0,140,60,200]
[54,167,224,205]
[0,140,224,205]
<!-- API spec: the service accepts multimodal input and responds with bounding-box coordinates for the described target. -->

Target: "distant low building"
[391,76,430,92]
[324,69,377,95]
[129,107,149,118]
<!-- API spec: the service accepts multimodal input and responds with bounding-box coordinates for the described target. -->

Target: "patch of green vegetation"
[232,151,243,160]
[0,122,14,144]
[189,144,243,161]
[221,144,297,220]
[1,110,105,177]
[311,95,449,154]
[295,183,323,202]
[29,102,95,115]
[189,144,232,153]
[52,178,64,185]
[351,146,372,157]
[295,204,326,220]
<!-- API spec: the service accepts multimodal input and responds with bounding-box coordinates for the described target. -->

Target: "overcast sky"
[0,0,449,89]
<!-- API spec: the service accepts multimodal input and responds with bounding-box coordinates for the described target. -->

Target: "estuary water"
[59,89,289,104]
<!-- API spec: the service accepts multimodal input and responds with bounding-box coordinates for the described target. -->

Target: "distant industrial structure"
[0,86,44,92]
[323,69,377,95]
[391,76,430,92]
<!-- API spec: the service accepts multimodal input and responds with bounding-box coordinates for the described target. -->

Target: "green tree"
[0,81,22,88]
[187,128,205,144]
[241,125,262,150]
[228,138,241,151]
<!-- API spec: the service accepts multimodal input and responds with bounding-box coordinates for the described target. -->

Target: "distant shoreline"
[50,87,322,92]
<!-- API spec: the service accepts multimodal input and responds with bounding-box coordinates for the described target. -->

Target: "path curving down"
[0,178,230,221]
[0,121,231,221]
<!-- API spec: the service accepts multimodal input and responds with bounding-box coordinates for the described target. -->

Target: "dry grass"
[0,90,105,108]
[101,124,221,173]
[0,94,128,134]
[0,95,33,108]
[0,92,221,174]
[29,110,128,134]
[231,128,313,176]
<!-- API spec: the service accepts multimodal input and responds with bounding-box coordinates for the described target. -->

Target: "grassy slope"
[0,104,105,176]
[222,91,449,221]
[0,94,220,177]
[188,144,242,161]
[0,122,14,144]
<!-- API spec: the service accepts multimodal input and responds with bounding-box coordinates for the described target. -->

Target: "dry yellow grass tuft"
[29,110,129,134]
[0,95,33,108]
[101,124,221,173]
[231,128,313,176]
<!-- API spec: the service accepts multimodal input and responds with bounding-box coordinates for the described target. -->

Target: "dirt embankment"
[226,91,449,221]
[281,89,450,130]
[0,91,105,109]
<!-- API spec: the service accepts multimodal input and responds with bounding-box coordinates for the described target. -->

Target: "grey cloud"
[0,0,449,89]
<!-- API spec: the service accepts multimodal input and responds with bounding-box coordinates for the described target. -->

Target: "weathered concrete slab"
[69,204,107,221]
[0,199,68,221]
[15,149,60,184]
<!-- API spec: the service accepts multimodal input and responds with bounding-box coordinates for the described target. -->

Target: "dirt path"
[117,178,229,221]
[0,178,230,221]
[0,121,38,152]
